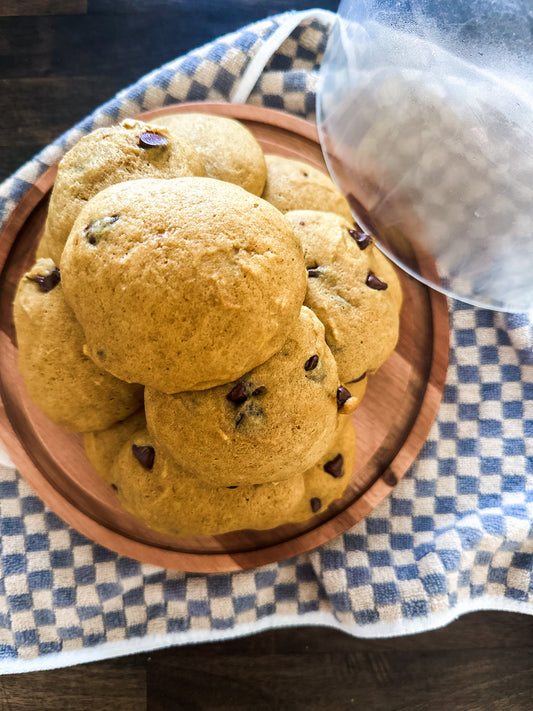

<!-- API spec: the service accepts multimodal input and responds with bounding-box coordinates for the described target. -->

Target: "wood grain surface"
[1,612,533,710]
[1,2,532,706]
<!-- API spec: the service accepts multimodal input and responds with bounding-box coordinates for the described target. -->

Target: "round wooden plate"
[0,103,449,572]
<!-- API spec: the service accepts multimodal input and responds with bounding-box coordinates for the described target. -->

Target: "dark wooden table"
[1,3,532,709]
[0,612,532,710]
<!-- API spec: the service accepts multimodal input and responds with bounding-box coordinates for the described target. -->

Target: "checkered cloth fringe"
[0,10,532,672]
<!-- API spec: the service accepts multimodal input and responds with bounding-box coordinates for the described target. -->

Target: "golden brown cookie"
[101,415,356,536]
[83,408,146,481]
[144,306,358,487]
[261,154,353,220]
[292,416,356,520]
[285,210,403,384]
[37,119,205,265]
[107,427,306,536]
[151,112,267,196]
[60,176,307,394]
[13,258,143,432]
[111,430,305,536]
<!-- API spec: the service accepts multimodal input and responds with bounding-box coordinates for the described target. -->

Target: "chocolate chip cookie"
[90,413,356,536]
[292,416,356,520]
[84,408,146,481]
[60,176,307,393]
[105,427,307,536]
[144,306,358,487]
[36,119,205,265]
[151,112,267,196]
[261,154,353,221]
[13,258,143,432]
[285,210,403,384]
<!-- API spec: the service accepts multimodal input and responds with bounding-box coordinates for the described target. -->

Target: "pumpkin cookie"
[36,118,205,265]
[261,154,353,221]
[151,112,267,196]
[61,178,307,393]
[292,416,356,520]
[144,307,358,487]
[13,258,143,432]
[60,177,307,394]
[83,408,146,481]
[99,414,356,536]
[285,210,403,384]
[108,427,306,536]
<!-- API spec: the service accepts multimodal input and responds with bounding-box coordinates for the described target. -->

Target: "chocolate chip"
[348,371,367,384]
[337,386,352,409]
[132,444,155,470]
[307,267,321,278]
[226,382,248,405]
[366,272,388,290]
[110,483,118,492]
[324,454,344,478]
[28,266,61,293]
[139,131,168,149]
[84,214,119,245]
[310,497,322,513]
[252,386,266,397]
[299,221,306,226]
[304,355,319,371]
[348,228,373,250]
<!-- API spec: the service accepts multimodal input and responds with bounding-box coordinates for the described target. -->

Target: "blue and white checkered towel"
[0,10,532,673]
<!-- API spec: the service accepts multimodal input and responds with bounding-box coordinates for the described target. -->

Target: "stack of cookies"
[13,112,402,536]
